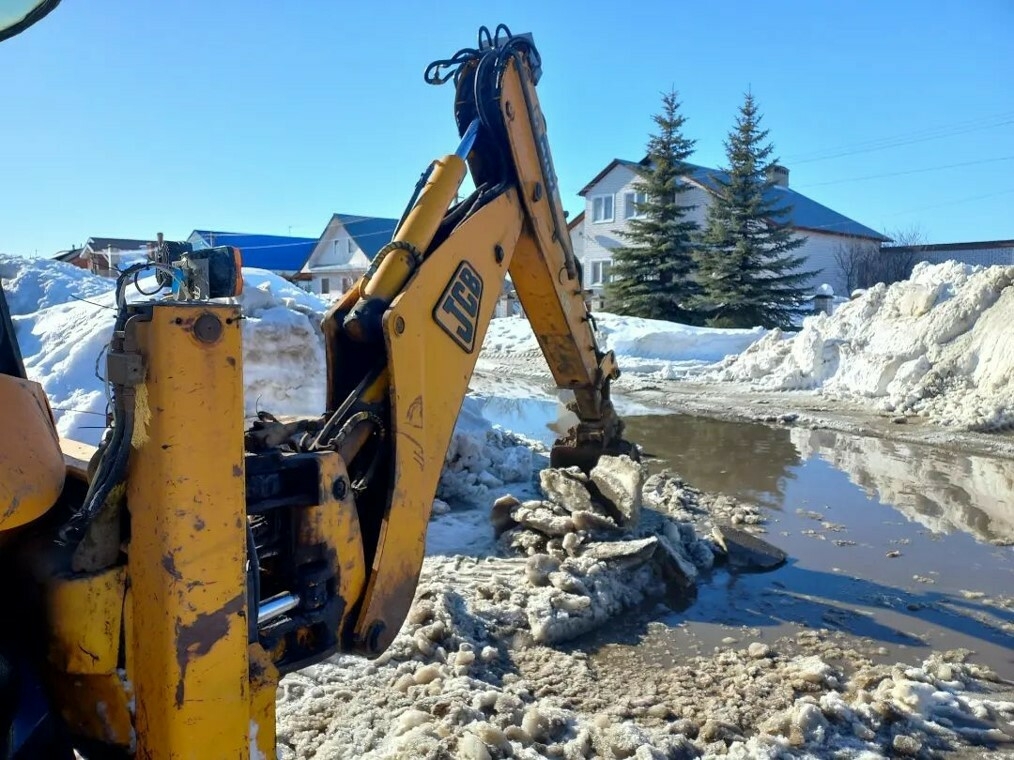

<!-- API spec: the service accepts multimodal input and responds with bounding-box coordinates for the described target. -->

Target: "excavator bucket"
[548,408,640,473]
[549,437,640,473]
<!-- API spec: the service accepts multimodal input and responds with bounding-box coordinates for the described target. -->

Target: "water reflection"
[623,415,802,510]
[791,428,1014,544]
[620,414,1014,544]
[468,381,1014,546]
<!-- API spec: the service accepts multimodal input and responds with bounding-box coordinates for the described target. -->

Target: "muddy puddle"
[467,382,1014,677]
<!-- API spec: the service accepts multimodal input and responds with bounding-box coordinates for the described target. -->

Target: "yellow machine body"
[0,23,633,760]
[0,373,65,531]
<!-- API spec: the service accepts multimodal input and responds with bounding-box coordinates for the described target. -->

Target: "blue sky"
[1,0,1012,256]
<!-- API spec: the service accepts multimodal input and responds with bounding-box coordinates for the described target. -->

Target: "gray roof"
[85,237,156,252]
[581,158,888,241]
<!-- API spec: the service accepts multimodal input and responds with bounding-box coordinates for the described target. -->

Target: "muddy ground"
[276,363,1014,758]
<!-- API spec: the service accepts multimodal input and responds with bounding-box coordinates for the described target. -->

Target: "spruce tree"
[692,92,814,329]
[604,89,702,324]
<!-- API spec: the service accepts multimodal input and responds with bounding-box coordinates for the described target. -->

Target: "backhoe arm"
[304,26,634,656]
[456,31,630,468]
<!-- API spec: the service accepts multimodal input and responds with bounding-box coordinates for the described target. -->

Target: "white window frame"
[624,190,647,219]
[347,237,355,255]
[589,259,612,286]
[591,194,614,223]
[320,277,330,294]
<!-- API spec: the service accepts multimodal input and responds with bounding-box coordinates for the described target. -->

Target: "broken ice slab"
[581,536,658,565]
[539,467,594,513]
[590,454,644,528]
[711,524,787,571]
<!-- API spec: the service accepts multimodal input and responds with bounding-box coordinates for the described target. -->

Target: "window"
[592,194,614,223]
[341,277,352,291]
[347,238,355,255]
[321,277,330,294]
[624,191,647,219]
[590,260,612,285]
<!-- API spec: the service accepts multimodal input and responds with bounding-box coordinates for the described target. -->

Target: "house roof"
[190,230,318,271]
[85,237,155,252]
[52,248,84,262]
[579,157,889,241]
[567,210,585,231]
[331,213,399,260]
[577,158,646,196]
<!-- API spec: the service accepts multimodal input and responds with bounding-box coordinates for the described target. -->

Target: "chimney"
[766,164,789,187]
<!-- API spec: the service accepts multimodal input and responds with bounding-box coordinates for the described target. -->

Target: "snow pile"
[436,397,538,504]
[0,254,113,313]
[706,261,1014,431]
[491,456,717,644]
[482,312,767,378]
[233,270,328,418]
[1,254,330,444]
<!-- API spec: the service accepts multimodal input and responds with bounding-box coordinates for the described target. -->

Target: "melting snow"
[704,261,1014,431]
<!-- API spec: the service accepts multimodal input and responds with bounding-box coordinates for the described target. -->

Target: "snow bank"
[482,312,767,378]
[0,253,113,313]
[706,261,1014,431]
[1,254,329,443]
[235,269,328,418]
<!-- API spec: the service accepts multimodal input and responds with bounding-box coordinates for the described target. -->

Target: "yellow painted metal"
[52,673,134,749]
[46,566,132,748]
[248,644,279,759]
[496,58,617,393]
[362,155,467,303]
[351,189,523,653]
[307,452,366,637]
[60,437,98,481]
[48,566,126,673]
[125,303,252,758]
[0,374,65,530]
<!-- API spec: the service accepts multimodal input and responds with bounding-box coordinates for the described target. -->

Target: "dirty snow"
[277,461,1014,759]
[705,261,1014,431]
[481,312,767,379]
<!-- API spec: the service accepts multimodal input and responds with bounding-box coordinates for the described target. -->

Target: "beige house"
[569,158,888,300]
[300,213,399,298]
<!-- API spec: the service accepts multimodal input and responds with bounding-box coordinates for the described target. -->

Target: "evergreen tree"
[604,89,703,324]
[691,92,814,329]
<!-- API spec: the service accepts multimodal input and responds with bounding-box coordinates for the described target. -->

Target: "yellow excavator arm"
[304,25,634,656]
[0,23,633,759]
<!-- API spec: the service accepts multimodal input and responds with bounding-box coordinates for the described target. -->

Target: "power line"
[797,155,1014,189]
[884,186,1014,218]
[783,110,1014,165]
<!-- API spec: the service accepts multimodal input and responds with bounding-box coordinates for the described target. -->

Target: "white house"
[300,213,399,297]
[570,158,889,301]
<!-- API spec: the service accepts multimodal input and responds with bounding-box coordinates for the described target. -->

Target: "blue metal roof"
[332,213,399,260]
[684,164,889,241]
[190,230,318,271]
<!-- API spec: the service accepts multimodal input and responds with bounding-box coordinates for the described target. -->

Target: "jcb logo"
[434,261,483,353]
